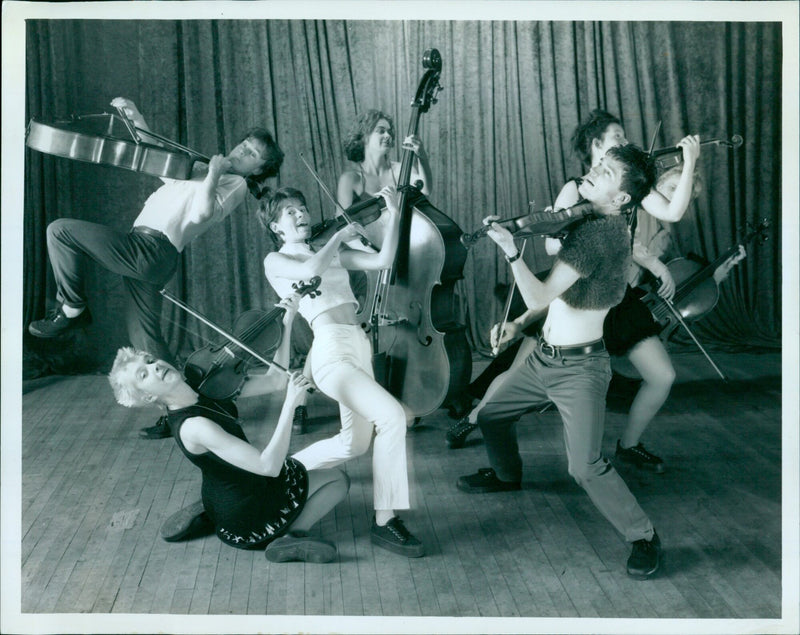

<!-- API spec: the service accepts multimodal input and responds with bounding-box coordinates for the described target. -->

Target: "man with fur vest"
[456,144,663,580]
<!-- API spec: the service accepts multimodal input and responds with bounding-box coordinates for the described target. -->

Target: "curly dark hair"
[342,110,395,163]
[606,144,656,210]
[238,127,284,199]
[570,109,622,166]
[256,186,308,247]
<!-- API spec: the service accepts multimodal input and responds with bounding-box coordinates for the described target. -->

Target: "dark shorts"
[603,285,661,356]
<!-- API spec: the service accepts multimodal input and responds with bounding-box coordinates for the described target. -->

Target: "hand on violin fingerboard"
[482,216,517,256]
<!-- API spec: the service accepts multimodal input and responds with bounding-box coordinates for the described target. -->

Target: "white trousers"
[292,324,410,511]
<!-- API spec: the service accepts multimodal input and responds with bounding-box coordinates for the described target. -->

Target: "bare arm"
[553,179,580,211]
[338,186,402,271]
[337,169,360,210]
[487,218,580,311]
[265,222,355,283]
[237,294,300,399]
[180,372,312,477]
[402,135,432,196]
[640,135,701,222]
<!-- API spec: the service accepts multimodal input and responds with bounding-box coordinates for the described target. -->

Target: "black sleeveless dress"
[167,395,308,550]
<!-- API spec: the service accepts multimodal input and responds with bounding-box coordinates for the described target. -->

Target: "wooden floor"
[17,350,785,626]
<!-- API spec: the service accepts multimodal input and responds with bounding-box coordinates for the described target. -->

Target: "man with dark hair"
[457,144,663,580]
[28,97,284,368]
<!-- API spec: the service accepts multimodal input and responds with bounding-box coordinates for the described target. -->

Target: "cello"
[639,219,768,342]
[26,110,209,180]
[358,48,472,418]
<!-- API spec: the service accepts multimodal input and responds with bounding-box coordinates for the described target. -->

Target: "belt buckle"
[539,340,557,359]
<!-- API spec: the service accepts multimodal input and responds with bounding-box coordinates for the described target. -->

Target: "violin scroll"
[292,276,322,298]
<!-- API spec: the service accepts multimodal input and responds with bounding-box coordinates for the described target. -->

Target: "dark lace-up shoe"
[457,467,521,493]
[292,405,308,434]
[370,516,425,558]
[446,416,478,449]
[265,530,337,563]
[140,414,172,439]
[28,306,92,338]
[616,440,665,473]
[160,500,215,542]
[627,531,662,579]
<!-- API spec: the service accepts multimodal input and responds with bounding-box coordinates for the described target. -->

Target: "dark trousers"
[46,218,179,364]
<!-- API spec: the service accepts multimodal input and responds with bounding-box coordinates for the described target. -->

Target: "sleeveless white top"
[265,250,358,325]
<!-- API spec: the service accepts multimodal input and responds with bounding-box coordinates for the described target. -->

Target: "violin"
[460,200,596,248]
[26,112,210,180]
[160,277,321,400]
[651,134,743,170]
[308,183,423,246]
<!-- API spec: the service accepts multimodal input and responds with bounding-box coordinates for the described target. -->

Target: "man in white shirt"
[29,97,284,370]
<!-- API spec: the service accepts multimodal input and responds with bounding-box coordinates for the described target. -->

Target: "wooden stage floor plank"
[16,350,784,621]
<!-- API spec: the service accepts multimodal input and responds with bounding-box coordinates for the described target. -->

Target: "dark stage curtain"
[22,19,782,375]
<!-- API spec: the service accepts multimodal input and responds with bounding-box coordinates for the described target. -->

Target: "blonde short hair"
[108,347,154,408]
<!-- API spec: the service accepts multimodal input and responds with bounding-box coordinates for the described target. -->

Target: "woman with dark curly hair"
[336,109,432,209]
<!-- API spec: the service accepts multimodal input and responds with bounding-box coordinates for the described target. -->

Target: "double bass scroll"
[360,48,472,418]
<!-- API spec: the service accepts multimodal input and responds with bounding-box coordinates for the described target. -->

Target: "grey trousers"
[476,344,654,543]
[46,218,179,364]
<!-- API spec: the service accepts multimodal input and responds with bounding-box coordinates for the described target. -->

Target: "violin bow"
[159,287,315,391]
[298,152,380,252]
[659,297,727,381]
[492,239,527,356]
[647,120,662,156]
[114,106,142,144]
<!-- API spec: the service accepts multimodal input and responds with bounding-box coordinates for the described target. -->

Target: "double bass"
[357,49,472,418]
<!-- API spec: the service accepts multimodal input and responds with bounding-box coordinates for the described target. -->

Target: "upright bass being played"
[331,49,472,419]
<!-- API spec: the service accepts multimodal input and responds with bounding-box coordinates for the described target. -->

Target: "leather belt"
[537,335,605,359]
[131,225,169,242]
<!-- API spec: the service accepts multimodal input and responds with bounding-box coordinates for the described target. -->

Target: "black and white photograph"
[2,1,798,634]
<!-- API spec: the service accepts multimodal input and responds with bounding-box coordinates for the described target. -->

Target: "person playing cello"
[29,97,284,441]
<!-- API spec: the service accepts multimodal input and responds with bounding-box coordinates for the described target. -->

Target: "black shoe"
[627,531,662,579]
[370,516,425,558]
[160,501,215,542]
[457,468,521,493]
[446,416,477,449]
[28,306,92,338]
[616,440,665,473]
[265,531,337,563]
[292,405,308,435]
[140,414,171,439]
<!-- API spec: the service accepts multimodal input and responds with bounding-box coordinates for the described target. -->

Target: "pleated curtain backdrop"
[23,19,782,375]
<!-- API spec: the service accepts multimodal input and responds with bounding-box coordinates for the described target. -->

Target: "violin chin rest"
[183,364,204,391]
